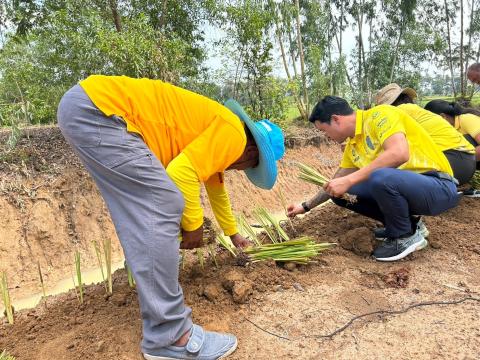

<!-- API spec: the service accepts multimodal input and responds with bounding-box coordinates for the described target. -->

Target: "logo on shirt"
[366,136,375,150]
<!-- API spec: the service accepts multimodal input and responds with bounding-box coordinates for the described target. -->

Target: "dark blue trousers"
[331,168,460,238]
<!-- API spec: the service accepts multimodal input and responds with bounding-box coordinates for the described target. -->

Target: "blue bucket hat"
[224,99,285,190]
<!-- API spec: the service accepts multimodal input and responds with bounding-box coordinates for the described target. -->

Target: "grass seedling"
[244,237,335,264]
[208,244,219,268]
[297,162,329,187]
[276,188,296,234]
[125,263,135,288]
[0,272,14,324]
[37,262,47,307]
[216,234,237,257]
[196,248,205,269]
[236,214,261,246]
[103,238,112,295]
[92,240,107,292]
[74,251,84,304]
[0,349,16,360]
[254,207,290,243]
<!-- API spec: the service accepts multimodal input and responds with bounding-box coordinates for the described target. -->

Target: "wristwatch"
[301,201,310,212]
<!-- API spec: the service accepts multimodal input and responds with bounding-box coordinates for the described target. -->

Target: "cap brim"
[224,99,278,190]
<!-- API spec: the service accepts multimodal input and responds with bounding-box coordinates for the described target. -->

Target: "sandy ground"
[1,127,480,359]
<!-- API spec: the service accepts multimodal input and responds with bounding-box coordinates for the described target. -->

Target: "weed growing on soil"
[0,350,16,360]
[92,240,107,293]
[74,251,84,304]
[0,272,14,324]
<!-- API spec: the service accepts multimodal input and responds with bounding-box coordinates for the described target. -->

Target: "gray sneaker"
[374,219,429,240]
[373,230,428,262]
[143,324,237,360]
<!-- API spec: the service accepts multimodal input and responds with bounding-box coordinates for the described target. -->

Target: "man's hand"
[324,176,353,198]
[287,203,306,218]
[180,225,204,249]
[230,233,250,248]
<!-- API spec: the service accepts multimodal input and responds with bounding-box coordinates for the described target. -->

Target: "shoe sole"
[463,193,480,198]
[374,239,428,262]
[376,227,429,241]
[143,338,238,360]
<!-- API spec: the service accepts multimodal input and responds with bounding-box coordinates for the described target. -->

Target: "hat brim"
[224,99,278,190]
[401,87,417,100]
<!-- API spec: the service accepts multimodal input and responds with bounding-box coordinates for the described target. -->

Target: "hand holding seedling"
[286,203,305,218]
[180,226,204,249]
[324,176,353,198]
[230,233,250,248]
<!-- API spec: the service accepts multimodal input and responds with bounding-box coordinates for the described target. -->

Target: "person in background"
[375,83,476,187]
[288,96,459,262]
[467,63,480,84]
[425,99,480,197]
[57,75,285,360]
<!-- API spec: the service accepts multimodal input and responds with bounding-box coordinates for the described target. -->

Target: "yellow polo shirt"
[455,114,480,140]
[340,105,453,175]
[80,75,245,235]
[398,104,475,154]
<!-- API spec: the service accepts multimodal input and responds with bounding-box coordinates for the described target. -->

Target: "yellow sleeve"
[460,114,480,138]
[204,173,238,236]
[166,153,203,231]
[373,109,406,145]
[183,112,246,182]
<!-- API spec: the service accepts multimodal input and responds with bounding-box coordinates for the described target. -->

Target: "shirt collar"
[348,110,364,144]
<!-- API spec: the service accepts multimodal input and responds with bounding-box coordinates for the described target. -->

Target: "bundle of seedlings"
[244,237,335,264]
[297,162,356,202]
[253,206,290,243]
[470,171,480,189]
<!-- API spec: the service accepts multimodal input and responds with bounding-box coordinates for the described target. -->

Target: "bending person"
[288,96,459,262]
[57,75,285,360]
[375,84,476,185]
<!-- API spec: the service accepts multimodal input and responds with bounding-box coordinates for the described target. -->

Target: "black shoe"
[373,230,428,262]
[463,189,480,198]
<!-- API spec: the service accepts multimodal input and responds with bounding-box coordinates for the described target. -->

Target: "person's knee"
[369,168,396,191]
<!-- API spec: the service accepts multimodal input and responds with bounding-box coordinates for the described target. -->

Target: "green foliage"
[0,350,16,360]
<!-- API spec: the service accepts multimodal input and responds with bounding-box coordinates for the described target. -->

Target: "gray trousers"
[57,85,192,353]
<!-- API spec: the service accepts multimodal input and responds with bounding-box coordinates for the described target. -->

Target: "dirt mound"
[0,126,342,301]
[2,127,480,359]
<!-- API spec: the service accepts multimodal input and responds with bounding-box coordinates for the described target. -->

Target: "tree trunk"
[159,0,169,30]
[295,0,309,115]
[460,0,465,98]
[274,8,307,120]
[389,26,404,83]
[444,0,457,97]
[109,0,122,32]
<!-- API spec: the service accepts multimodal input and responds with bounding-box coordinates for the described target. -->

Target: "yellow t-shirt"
[80,75,245,234]
[398,103,475,154]
[455,114,480,139]
[340,105,453,175]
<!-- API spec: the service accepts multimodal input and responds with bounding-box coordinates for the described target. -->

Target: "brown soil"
[1,126,480,359]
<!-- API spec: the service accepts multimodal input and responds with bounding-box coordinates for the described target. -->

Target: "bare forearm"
[306,167,357,209]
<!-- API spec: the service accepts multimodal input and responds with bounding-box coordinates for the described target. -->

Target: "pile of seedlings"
[216,208,334,265]
[470,171,480,189]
